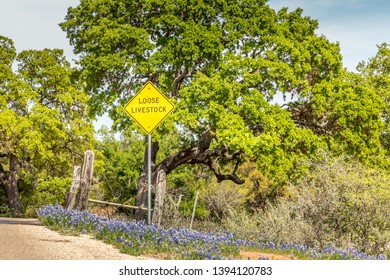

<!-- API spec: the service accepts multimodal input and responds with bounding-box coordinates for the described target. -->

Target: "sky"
[270,0,390,70]
[1,0,390,129]
[0,0,79,63]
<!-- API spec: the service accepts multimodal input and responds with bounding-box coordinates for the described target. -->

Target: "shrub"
[0,186,20,217]
[255,157,390,254]
[22,177,71,217]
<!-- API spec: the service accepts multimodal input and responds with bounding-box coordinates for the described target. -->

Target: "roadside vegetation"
[37,203,386,260]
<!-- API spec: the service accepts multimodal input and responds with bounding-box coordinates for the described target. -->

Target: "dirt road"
[0,217,145,260]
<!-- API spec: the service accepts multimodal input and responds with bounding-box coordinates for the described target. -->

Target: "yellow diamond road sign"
[124,81,174,134]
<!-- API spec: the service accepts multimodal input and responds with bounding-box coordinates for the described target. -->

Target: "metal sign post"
[147,134,152,225]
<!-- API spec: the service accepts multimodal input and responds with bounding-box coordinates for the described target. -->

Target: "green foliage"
[0,36,95,214]
[22,177,72,217]
[179,197,209,219]
[93,126,144,203]
[357,43,390,156]
[307,71,386,160]
[0,187,13,217]
[167,165,211,219]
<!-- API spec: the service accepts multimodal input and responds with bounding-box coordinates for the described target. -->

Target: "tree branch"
[155,133,245,185]
[207,157,245,184]
[171,68,194,97]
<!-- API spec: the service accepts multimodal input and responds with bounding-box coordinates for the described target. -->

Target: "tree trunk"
[134,139,159,221]
[0,154,23,214]
[134,173,148,220]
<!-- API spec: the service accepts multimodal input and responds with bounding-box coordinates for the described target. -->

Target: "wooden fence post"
[189,191,199,230]
[174,195,183,220]
[75,150,95,211]
[64,166,81,210]
[152,170,167,226]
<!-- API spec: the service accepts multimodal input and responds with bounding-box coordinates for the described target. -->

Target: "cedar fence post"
[64,165,81,210]
[189,191,199,230]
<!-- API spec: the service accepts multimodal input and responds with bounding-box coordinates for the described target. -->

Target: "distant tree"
[0,36,94,214]
[94,126,144,203]
[357,43,390,157]
[61,0,386,219]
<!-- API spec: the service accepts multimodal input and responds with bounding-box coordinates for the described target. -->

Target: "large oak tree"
[61,0,386,219]
[0,36,94,214]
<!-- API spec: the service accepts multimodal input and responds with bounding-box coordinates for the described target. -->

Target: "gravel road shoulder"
[0,217,148,260]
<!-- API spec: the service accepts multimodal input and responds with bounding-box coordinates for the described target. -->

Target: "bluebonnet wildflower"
[37,204,387,260]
